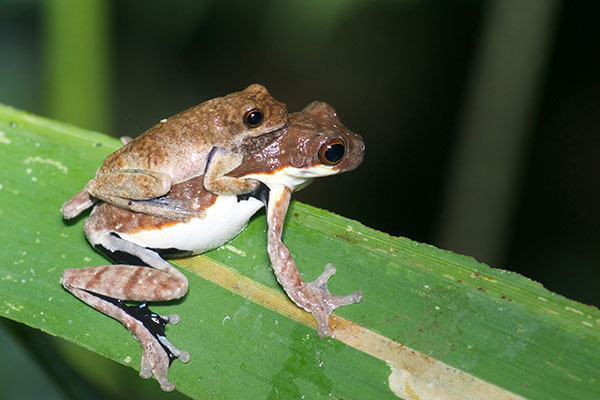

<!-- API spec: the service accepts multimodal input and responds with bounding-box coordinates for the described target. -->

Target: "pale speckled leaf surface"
[0,104,598,399]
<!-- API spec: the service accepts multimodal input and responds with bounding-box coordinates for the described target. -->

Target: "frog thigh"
[88,169,172,201]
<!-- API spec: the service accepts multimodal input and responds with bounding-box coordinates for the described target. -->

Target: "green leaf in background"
[0,104,598,399]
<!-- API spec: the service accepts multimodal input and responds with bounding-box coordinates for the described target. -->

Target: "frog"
[61,83,288,220]
[60,101,365,391]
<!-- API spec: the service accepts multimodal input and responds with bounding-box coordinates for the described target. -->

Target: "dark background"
[1,1,598,397]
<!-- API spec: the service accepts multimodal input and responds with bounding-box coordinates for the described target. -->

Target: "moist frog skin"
[61,84,288,220]
[61,101,365,391]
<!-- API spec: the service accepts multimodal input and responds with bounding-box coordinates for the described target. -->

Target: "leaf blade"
[0,104,598,400]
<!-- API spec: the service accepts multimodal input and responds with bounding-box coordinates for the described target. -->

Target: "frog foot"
[138,328,191,392]
[115,303,190,391]
[62,272,190,391]
[155,313,190,364]
[301,263,363,337]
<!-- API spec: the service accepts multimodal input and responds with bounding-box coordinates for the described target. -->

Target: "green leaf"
[0,104,598,399]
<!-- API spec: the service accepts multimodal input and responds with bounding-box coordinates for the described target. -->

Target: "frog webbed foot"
[65,284,190,391]
[139,331,190,392]
[112,301,190,390]
[302,263,363,337]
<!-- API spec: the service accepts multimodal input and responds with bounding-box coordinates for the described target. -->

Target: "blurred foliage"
[42,0,111,133]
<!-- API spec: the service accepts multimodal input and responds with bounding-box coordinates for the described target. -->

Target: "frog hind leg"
[88,169,172,201]
[88,170,208,220]
[61,231,190,391]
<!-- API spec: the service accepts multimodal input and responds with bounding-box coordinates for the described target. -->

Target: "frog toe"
[138,334,176,391]
[157,334,190,364]
[161,313,180,325]
[137,335,186,391]
[179,350,191,363]
[141,336,188,390]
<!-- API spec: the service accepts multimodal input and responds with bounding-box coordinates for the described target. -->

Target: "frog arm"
[203,147,260,195]
[264,184,363,338]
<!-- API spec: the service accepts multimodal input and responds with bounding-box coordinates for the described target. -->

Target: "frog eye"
[318,138,346,165]
[244,108,264,128]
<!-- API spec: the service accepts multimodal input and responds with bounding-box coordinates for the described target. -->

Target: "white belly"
[118,195,264,254]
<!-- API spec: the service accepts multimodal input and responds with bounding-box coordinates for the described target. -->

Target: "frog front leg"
[203,147,261,195]
[265,185,363,337]
[61,226,190,391]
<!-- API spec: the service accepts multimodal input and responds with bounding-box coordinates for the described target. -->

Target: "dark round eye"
[244,108,264,128]
[319,139,346,165]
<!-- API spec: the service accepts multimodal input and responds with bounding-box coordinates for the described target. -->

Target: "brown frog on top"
[61,101,365,391]
[61,83,288,220]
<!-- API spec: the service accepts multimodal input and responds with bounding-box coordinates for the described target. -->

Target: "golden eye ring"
[244,108,264,128]
[318,138,346,165]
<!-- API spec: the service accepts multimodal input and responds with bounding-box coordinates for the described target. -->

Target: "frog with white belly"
[61,101,365,391]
